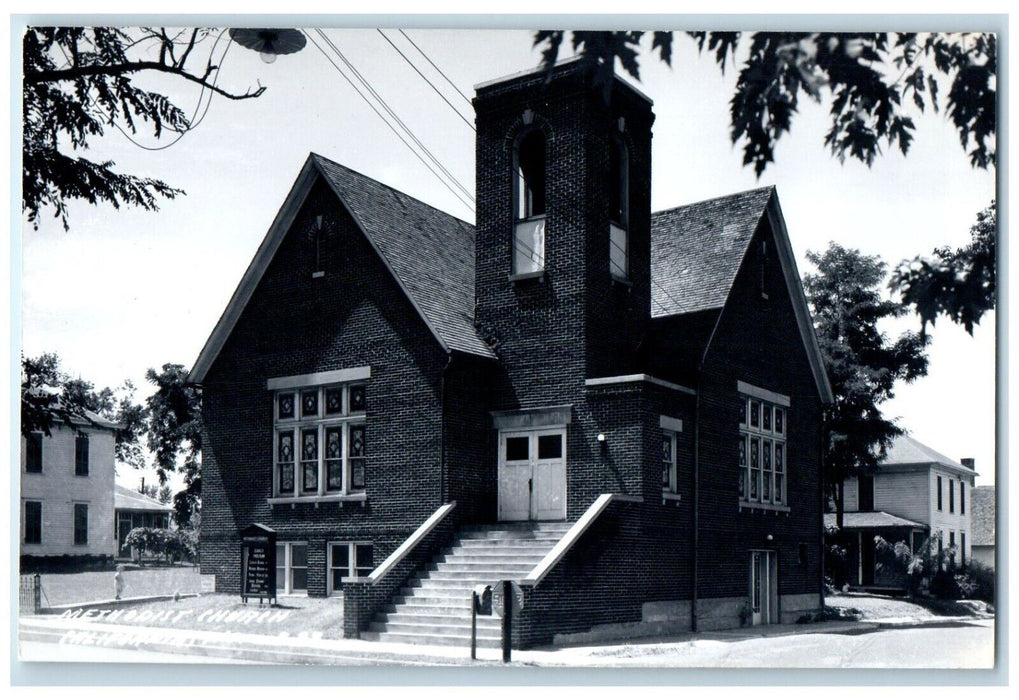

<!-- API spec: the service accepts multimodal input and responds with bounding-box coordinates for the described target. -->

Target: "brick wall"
[692,217,825,606]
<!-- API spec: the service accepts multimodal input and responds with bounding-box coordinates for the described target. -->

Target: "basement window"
[328,542,374,594]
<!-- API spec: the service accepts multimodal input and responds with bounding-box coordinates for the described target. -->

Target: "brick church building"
[190,57,833,647]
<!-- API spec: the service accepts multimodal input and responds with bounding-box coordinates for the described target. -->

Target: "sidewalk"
[22,612,965,667]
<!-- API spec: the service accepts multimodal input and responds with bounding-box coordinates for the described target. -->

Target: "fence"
[19,574,41,614]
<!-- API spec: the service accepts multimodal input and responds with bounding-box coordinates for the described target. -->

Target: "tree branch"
[26,61,265,100]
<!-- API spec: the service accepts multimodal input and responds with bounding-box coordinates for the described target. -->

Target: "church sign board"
[239,523,276,605]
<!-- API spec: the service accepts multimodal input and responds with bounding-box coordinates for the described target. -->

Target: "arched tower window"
[609,136,629,279]
[513,129,546,274]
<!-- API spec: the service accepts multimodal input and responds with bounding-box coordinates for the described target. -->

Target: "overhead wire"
[312,29,476,211]
[398,29,474,109]
[376,29,475,132]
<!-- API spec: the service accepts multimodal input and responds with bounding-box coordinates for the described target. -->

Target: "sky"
[14,23,999,492]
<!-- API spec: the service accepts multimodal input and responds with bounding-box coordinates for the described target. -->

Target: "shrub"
[123,527,195,564]
[955,561,994,603]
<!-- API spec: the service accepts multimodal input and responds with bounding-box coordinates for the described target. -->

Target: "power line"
[305,30,476,214]
[316,29,474,206]
[398,29,474,109]
[376,29,475,132]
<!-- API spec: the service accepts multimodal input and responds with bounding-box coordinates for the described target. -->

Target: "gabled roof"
[970,486,995,546]
[114,483,174,513]
[651,187,775,316]
[189,154,495,383]
[650,187,834,404]
[824,511,927,530]
[880,434,977,477]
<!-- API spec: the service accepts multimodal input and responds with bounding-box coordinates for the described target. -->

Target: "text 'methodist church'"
[190,56,833,648]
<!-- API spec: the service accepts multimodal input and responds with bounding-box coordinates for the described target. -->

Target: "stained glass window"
[325,427,343,491]
[739,392,788,507]
[278,432,295,494]
[325,387,342,415]
[301,429,318,492]
[274,382,370,498]
[349,384,366,412]
[350,423,366,491]
[301,390,318,418]
[278,393,295,420]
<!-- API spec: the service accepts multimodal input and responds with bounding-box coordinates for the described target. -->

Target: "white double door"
[498,428,567,521]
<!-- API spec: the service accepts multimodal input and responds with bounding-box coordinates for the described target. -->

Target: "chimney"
[961,458,975,470]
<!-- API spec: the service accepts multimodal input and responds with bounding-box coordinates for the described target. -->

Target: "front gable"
[189,154,494,385]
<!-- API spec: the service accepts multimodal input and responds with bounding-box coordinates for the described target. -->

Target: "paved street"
[17,616,994,669]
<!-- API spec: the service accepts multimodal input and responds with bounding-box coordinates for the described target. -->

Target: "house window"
[26,432,43,473]
[937,476,943,511]
[662,431,678,494]
[513,129,546,275]
[275,542,308,595]
[75,433,89,476]
[961,532,966,567]
[960,482,966,514]
[609,137,629,279]
[24,501,42,544]
[328,542,374,594]
[739,394,787,507]
[858,474,874,511]
[949,479,955,513]
[274,382,367,498]
[73,503,88,546]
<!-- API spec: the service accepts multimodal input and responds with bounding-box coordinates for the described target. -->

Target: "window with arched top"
[609,136,629,279]
[513,129,546,274]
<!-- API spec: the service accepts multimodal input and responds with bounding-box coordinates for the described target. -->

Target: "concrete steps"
[366,521,568,647]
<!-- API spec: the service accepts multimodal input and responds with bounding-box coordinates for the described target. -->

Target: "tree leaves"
[23,26,264,231]
[533,30,995,175]
[891,202,996,335]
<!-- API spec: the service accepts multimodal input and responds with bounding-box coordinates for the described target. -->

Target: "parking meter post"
[470,591,478,660]
[502,580,511,663]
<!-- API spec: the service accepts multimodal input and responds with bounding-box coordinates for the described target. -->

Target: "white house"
[20,414,120,563]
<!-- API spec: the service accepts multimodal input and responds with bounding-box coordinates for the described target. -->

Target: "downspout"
[438,352,453,506]
[692,381,701,633]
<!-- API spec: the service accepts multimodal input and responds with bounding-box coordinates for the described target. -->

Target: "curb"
[41,593,201,614]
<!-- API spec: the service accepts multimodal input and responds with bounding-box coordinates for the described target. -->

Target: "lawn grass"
[63,593,347,640]
[39,565,202,607]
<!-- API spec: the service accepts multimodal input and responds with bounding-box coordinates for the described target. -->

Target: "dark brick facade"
[197,58,825,639]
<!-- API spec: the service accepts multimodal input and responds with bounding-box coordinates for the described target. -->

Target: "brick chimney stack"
[961,458,975,469]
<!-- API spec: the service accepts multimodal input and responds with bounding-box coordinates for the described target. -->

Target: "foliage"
[534,31,995,175]
[892,202,996,335]
[146,364,202,526]
[804,245,929,528]
[20,352,147,468]
[797,605,862,624]
[955,561,994,603]
[23,27,266,230]
[874,533,967,599]
[123,527,195,564]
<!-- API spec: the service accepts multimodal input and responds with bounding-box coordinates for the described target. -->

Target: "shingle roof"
[650,187,775,317]
[880,434,974,474]
[824,511,927,530]
[970,485,995,546]
[114,483,174,512]
[313,155,495,359]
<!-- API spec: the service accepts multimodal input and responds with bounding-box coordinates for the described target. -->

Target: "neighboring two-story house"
[20,415,119,567]
[827,434,977,589]
[191,58,832,647]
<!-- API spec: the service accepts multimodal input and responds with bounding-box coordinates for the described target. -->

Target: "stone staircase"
[360,521,571,647]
